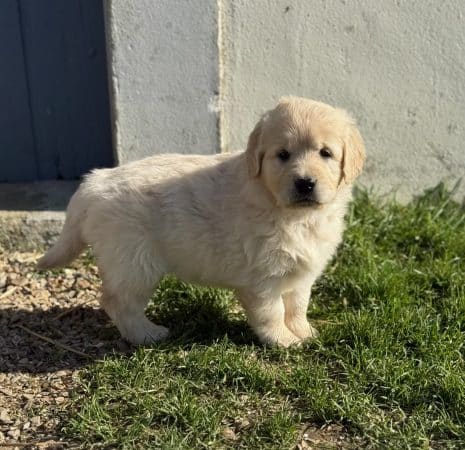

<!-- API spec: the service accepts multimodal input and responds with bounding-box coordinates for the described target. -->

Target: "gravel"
[0,250,130,449]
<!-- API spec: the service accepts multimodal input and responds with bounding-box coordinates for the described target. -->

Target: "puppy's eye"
[277,149,290,162]
[319,147,332,159]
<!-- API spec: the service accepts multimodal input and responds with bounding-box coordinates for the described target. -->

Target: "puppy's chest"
[257,226,323,279]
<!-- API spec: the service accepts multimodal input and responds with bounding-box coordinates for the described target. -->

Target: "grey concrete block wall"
[104,0,220,163]
[220,0,465,200]
[105,1,465,200]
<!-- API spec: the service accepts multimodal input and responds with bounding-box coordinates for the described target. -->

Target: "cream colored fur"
[38,97,365,347]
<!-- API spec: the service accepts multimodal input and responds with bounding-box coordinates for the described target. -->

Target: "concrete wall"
[220,0,465,200]
[105,1,465,200]
[104,0,219,164]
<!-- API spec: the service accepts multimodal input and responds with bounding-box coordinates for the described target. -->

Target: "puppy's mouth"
[291,197,322,208]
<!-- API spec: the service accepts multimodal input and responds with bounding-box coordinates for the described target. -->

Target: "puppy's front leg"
[238,292,301,347]
[282,281,318,341]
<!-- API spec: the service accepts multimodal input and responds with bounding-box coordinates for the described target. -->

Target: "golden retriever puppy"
[38,97,365,347]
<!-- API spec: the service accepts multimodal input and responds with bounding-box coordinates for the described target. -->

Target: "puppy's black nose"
[295,177,316,195]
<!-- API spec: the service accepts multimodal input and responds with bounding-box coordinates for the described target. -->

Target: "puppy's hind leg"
[100,287,169,345]
[98,256,169,345]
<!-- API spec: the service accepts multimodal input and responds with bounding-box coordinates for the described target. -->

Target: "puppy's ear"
[246,114,267,177]
[341,124,366,184]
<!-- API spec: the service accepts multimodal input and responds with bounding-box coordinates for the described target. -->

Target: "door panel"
[0,0,37,181]
[0,0,113,182]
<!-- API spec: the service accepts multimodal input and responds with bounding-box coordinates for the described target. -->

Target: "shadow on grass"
[1,290,255,374]
[147,284,254,347]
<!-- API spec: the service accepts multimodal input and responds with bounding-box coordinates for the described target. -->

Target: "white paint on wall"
[220,0,465,200]
[104,0,219,164]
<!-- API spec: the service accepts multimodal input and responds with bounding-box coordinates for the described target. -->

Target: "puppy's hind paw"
[123,319,169,346]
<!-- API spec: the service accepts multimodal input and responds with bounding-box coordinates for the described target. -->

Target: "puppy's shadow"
[1,285,254,374]
[1,305,126,374]
[148,289,254,347]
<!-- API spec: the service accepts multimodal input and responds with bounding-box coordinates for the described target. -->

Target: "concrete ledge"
[0,182,78,252]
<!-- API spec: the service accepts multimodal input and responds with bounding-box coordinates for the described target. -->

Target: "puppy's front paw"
[286,320,319,341]
[256,325,302,348]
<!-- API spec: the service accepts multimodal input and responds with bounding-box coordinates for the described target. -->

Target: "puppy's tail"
[37,190,86,270]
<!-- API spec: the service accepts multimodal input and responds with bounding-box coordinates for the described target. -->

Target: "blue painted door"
[0,0,113,182]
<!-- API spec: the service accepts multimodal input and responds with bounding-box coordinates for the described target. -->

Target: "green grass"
[67,184,465,449]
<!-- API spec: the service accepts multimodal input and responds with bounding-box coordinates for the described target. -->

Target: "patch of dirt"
[297,423,362,449]
[0,251,130,449]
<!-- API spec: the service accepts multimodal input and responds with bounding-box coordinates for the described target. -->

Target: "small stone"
[31,416,41,427]
[7,428,20,439]
[22,421,31,430]
[19,358,29,364]
[221,426,238,441]
[0,388,13,396]
[44,418,59,430]
[234,417,251,430]
[51,382,65,391]
[76,279,91,289]
[0,431,4,442]
[55,396,65,404]
[0,409,12,424]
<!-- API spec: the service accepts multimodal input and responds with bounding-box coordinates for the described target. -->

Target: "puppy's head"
[246,96,365,208]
